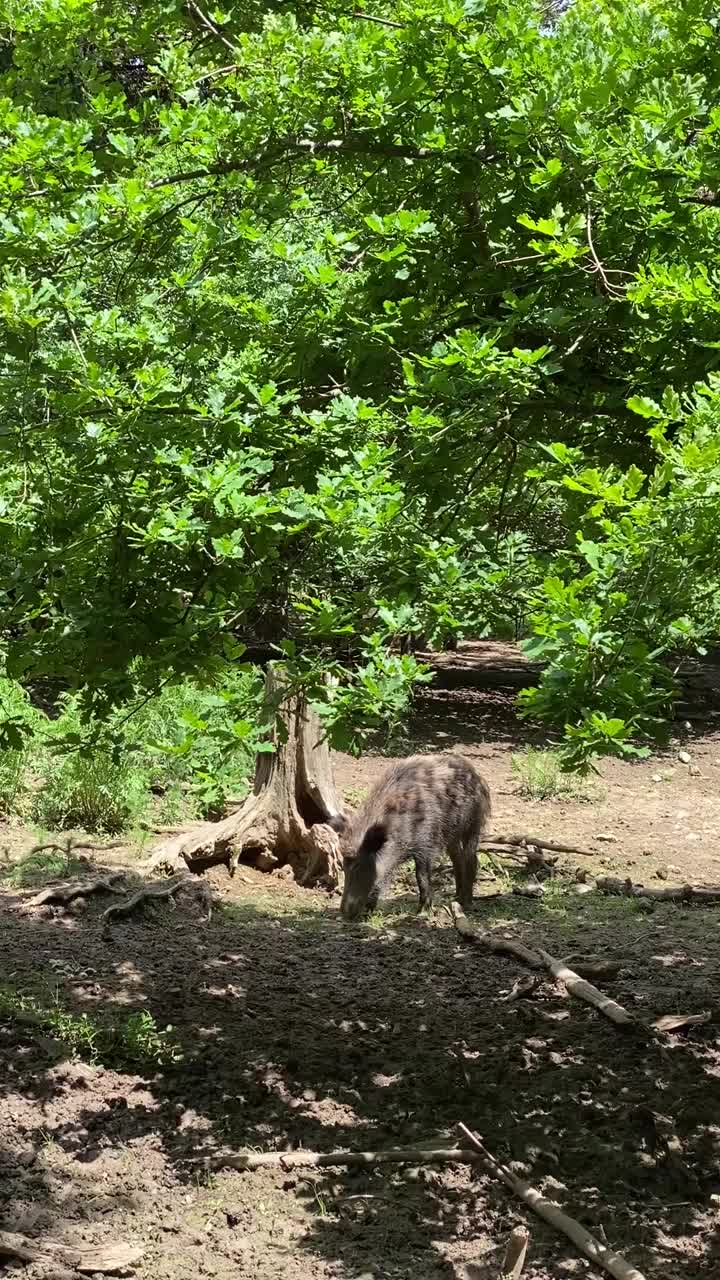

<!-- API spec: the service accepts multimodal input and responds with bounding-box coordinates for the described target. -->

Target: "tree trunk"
[147,667,344,886]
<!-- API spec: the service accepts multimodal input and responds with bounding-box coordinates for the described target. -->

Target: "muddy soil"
[1,644,720,1280]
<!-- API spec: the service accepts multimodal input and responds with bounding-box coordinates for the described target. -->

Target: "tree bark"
[147,666,344,885]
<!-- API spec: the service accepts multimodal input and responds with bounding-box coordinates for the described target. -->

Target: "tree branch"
[187,0,236,53]
[149,136,494,189]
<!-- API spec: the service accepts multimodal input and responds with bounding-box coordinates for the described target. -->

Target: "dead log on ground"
[102,874,212,923]
[29,872,126,907]
[457,1124,646,1280]
[0,1230,143,1274]
[597,875,720,903]
[211,1145,480,1172]
[147,666,344,886]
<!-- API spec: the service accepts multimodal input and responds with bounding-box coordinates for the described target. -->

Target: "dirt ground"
[1,643,720,1280]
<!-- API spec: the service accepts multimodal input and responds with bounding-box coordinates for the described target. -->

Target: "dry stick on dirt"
[596,875,720,903]
[29,872,126,907]
[501,1225,530,1280]
[448,903,545,969]
[148,666,344,886]
[211,1146,481,1172]
[450,904,635,1026]
[0,1230,143,1275]
[457,1125,647,1280]
[101,873,212,923]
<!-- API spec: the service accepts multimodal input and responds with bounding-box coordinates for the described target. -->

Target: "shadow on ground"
[1,850,720,1280]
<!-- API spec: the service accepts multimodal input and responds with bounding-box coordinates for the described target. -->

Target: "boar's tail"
[357,823,386,857]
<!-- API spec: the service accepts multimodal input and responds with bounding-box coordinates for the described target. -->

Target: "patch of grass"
[511,749,597,802]
[343,785,368,809]
[0,847,88,887]
[0,986,182,1067]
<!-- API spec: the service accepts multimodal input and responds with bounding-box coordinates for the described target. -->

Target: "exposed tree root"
[147,667,343,886]
[457,1124,646,1280]
[102,874,212,923]
[29,872,126,907]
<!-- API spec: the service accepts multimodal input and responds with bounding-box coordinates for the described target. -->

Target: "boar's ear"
[326,812,349,834]
[358,823,386,856]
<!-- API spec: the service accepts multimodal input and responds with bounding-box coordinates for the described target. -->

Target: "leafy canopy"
[1,0,720,763]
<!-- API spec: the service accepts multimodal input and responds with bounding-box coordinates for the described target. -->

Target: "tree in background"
[0,0,719,822]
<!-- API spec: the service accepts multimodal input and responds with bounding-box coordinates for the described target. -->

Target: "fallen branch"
[535,948,634,1027]
[501,1225,530,1279]
[29,873,126,907]
[449,903,545,968]
[652,1011,711,1033]
[211,1145,480,1172]
[596,875,720,903]
[558,954,622,982]
[0,1230,142,1274]
[484,833,594,857]
[457,1124,646,1280]
[102,874,211,923]
[450,905,635,1027]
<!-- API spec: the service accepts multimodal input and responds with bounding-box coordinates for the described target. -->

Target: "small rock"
[652,774,663,783]
[594,833,619,843]
[656,867,669,880]
[678,751,692,764]
[667,864,682,876]
[642,848,653,856]
[273,863,294,880]
[689,764,701,777]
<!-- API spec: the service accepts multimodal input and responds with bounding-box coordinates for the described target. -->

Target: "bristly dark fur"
[340,753,491,919]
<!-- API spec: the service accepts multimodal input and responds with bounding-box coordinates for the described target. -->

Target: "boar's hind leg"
[414,853,434,913]
[451,833,479,910]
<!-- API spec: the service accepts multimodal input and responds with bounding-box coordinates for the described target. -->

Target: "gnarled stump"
[147,667,344,886]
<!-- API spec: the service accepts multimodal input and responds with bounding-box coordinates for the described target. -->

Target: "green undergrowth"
[0,669,264,834]
[0,985,182,1068]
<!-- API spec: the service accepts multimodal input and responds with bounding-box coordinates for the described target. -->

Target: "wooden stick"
[211,1145,481,1172]
[535,948,634,1027]
[450,905,635,1027]
[501,1225,530,1279]
[449,903,544,968]
[457,1125,646,1280]
[596,875,720,903]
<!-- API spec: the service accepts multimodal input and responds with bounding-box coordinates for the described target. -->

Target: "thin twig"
[585,199,626,298]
